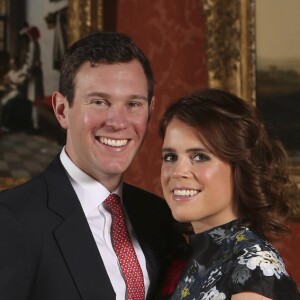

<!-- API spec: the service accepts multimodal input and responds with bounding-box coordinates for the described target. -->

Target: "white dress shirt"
[60,149,150,299]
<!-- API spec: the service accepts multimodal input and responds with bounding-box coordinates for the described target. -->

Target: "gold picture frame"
[67,0,103,46]
[201,0,300,219]
[202,0,256,104]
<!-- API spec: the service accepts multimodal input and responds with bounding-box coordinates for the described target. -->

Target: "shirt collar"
[60,147,123,215]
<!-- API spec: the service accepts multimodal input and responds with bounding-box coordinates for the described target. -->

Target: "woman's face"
[161,118,238,233]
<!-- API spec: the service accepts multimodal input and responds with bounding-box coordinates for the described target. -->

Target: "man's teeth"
[173,189,199,196]
[100,137,128,147]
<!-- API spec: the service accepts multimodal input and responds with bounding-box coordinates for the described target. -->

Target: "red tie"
[104,194,145,300]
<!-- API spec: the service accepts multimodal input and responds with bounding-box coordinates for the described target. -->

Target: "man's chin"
[102,163,131,177]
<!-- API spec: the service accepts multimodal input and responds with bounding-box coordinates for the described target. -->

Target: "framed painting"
[256,0,300,220]
[201,0,300,219]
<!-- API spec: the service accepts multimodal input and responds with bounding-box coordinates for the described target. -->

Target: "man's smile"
[99,137,129,147]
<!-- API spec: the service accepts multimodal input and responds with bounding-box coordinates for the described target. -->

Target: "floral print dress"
[170,220,300,300]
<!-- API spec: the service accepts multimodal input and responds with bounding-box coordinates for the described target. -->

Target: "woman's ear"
[52,91,69,129]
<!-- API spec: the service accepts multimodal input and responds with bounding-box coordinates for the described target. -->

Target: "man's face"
[55,60,154,191]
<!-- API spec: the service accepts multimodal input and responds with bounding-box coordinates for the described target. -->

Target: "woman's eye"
[162,153,177,162]
[192,153,210,162]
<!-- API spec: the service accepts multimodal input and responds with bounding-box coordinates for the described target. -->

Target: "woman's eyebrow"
[162,147,175,153]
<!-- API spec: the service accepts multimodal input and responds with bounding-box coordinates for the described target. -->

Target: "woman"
[159,89,300,300]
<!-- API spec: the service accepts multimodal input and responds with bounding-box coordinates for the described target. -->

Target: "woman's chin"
[172,212,191,223]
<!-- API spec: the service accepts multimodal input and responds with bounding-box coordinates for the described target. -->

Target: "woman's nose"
[172,157,192,178]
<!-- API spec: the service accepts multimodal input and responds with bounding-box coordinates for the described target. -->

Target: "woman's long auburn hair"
[159,88,291,241]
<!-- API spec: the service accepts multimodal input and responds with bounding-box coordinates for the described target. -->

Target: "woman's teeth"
[173,189,199,196]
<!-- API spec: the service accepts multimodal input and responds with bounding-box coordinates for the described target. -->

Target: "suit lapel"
[44,157,115,299]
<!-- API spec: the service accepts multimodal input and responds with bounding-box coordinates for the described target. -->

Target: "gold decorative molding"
[67,0,103,46]
[202,0,300,219]
[202,0,256,104]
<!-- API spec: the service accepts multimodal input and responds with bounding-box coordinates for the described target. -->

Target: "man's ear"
[148,96,155,122]
[52,91,69,129]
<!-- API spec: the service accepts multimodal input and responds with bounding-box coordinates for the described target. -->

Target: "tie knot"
[103,194,122,213]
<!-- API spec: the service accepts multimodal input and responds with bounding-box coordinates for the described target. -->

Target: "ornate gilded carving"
[202,0,300,219]
[202,0,256,103]
[67,0,103,46]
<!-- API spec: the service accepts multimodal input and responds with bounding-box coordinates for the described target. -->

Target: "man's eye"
[192,153,210,162]
[127,101,144,111]
[92,99,108,106]
[162,153,177,162]
[128,101,140,107]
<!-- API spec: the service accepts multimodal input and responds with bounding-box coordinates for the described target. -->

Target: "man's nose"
[105,106,128,130]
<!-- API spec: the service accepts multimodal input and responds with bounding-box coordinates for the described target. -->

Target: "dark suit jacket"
[0,156,177,300]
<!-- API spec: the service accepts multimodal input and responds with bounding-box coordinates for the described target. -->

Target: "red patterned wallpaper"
[275,221,300,289]
[116,0,207,196]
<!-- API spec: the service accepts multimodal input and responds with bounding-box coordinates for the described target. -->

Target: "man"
[0,32,177,300]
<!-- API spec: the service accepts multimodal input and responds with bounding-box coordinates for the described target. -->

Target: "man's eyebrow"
[128,94,148,101]
[83,93,148,101]
[84,92,109,98]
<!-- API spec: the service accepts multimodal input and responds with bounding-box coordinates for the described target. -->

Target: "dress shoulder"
[170,221,300,300]
[228,228,300,299]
